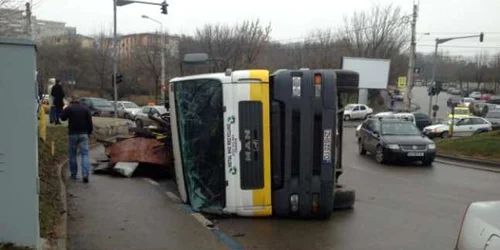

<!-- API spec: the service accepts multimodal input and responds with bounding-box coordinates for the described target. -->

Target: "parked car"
[447,96,462,108]
[485,110,500,130]
[134,105,169,128]
[358,117,436,166]
[451,88,462,95]
[80,97,115,117]
[423,116,492,139]
[455,201,500,250]
[461,97,475,107]
[448,106,472,119]
[356,112,394,137]
[412,112,432,130]
[343,104,373,120]
[110,101,141,120]
[487,96,500,104]
[468,91,482,100]
[480,93,492,101]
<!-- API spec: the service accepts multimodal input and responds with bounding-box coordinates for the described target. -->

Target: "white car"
[343,104,373,120]
[455,201,500,250]
[461,97,475,107]
[468,91,482,100]
[423,116,492,138]
[111,101,142,120]
[355,112,394,137]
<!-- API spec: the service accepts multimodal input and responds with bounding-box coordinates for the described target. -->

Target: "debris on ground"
[113,162,139,178]
[93,113,173,178]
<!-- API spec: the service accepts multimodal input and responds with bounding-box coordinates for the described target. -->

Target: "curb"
[56,159,69,250]
[436,153,500,168]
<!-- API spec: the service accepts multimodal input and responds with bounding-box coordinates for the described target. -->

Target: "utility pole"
[25,2,32,38]
[112,0,118,118]
[404,3,418,111]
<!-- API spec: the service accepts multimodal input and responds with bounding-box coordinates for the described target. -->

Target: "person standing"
[51,79,65,125]
[47,79,57,124]
[60,95,93,183]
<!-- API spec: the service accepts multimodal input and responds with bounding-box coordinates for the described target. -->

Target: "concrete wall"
[0,37,39,248]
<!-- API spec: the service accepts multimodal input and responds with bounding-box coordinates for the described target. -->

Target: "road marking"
[143,178,159,186]
[191,213,214,228]
[146,178,244,250]
[165,191,181,203]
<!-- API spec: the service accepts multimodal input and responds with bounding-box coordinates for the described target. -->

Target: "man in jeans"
[60,95,93,183]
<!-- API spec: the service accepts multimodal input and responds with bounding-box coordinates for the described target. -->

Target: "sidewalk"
[66,145,228,250]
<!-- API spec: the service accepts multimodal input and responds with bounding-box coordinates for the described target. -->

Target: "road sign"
[397,76,407,88]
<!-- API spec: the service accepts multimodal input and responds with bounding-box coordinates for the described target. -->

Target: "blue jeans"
[49,106,57,124]
[69,134,90,178]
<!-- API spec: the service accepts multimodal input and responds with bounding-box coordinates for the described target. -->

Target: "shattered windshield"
[174,78,225,213]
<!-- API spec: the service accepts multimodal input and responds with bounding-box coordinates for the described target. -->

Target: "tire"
[364,114,371,120]
[344,115,351,121]
[358,140,367,155]
[124,113,130,120]
[422,159,434,167]
[333,185,355,210]
[375,146,386,164]
[135,119,143,129]
[440,131,449,139]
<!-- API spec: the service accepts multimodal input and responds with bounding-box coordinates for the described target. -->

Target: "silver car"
[110,101,141,120]
[134,105,169,129]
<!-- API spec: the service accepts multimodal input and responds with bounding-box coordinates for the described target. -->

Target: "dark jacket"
[51,84,65,109]
[60,101,93,135]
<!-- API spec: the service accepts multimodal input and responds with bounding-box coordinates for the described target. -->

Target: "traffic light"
[116,73,123,84]
[479,32,484,42]
[160,1,168,15]
[111,73,124,85]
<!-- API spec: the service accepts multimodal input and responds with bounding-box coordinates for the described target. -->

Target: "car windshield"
[92,98,112,107]
[122,102,139,108]
[155,106,168,114]
[463,98,474,102]
[381,122,421,136]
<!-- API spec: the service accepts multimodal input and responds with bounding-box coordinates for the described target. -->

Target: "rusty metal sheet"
[106,137,172,166]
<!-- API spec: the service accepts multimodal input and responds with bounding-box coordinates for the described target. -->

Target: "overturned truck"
[169,58,359,218]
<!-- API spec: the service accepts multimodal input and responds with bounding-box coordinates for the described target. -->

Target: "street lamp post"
[427,33,484,119]
[142,15,165,105]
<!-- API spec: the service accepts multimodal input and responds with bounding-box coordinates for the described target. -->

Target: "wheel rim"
[376,147,384,162]
[345,115,350,121]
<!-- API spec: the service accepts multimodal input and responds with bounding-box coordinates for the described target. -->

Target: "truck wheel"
[334,185,355,210]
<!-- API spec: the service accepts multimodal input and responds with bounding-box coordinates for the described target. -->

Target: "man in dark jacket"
[50,79,65,124]
[60,95,93,183]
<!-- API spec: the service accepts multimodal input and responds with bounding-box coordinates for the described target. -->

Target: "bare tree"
[193,19,271,71]
[339,4,410,59]
[89,32,113,97]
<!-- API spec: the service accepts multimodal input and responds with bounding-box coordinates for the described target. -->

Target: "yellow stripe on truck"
[249,70,272,216]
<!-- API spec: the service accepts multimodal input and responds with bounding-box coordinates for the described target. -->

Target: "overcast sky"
[28,0,500,56]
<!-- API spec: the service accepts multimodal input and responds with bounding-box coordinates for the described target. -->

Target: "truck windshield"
[173,79,225,213]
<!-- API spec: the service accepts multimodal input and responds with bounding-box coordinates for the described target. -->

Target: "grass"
[436,130,500,162]
[38,125,68,240]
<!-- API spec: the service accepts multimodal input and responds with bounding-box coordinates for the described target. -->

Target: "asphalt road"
[411,86,456,121]
[197,128,500,250]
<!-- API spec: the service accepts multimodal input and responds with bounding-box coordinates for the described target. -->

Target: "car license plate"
[407,152,424,157]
